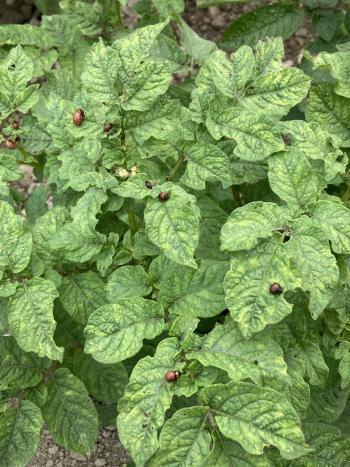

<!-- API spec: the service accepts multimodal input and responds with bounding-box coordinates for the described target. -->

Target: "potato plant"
[0,0,350,466]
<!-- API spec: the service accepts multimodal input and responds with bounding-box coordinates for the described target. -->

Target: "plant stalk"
[342,185,350,203]
[128,210,138,244]
[231,185,243,206]
[167,155,184,181]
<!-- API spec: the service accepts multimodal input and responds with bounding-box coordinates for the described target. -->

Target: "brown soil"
[29,428,128,467]
[1,0,39,25]
[183,0,315,66]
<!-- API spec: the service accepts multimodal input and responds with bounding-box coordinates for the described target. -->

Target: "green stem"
[17,144,39,169]
[342,185,350,203]
[104,0,123,30]
[114,2,123,27]
[128,211,138,244]
[231,185,243,206]
[102,0,124,34]
[17,144,28,160]
[103,0,111,24]
[167,155,184,181]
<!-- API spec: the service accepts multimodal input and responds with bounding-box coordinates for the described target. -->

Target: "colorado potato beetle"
[73,108,84,126]
[269,283,283,295]
[164,370,181,382]
[159,191,169,201]
[104,123,113,133]
[5,138,17,150]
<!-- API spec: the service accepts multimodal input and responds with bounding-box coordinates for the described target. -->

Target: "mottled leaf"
[312,199,350,254]
[207,107,284,161]
[107,265,152,301]
[8,277,63,361]
[0,336,49,390]
[221,5,304,50]
[305,84,350,141]
[285,217,339,318]
[159,259,228,318]
[73,352,128,403]
[84,298,165,363]
[291,423,350,466]
[188,318,289,385]
[144,184,200,268]
[117,338,182,465]
[0,400,43,467]
[180,19,217,63]
[209,46,255,98]
[59,272,107,324]
[42,368,98,456]
[221,202,290,252]
[81,39,119,106]
[201,381,310,459]
[224,236,301,337]
[204,434,273,467]
[268,149,319,211]
[122,61,171,111]
[150,407,211,466]
[181,143,231,190]
[242,68,310,117]
[111,21,168,80]
[0,201,32,277]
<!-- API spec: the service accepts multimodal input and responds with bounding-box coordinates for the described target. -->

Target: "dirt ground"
[3,0,314,465]
[183,0,314,65]
[29,428,128,467]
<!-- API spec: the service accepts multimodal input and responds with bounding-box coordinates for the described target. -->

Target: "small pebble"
[48,446,58,455]
[104,426,115,431]
[95,460,106,467]
[208,6,220,17]
[45,461,53,467]
[212,16,226,27]
[70,453,86,461]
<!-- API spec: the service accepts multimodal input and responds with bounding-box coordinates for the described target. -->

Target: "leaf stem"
[114,2,123,27]
[104,0,124,29]
[231,185,243,206]
[17,144,39,169]
[128,210,138,244]
[341,185,350,203]
[17,144,29,161]
[167,155,184,181]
